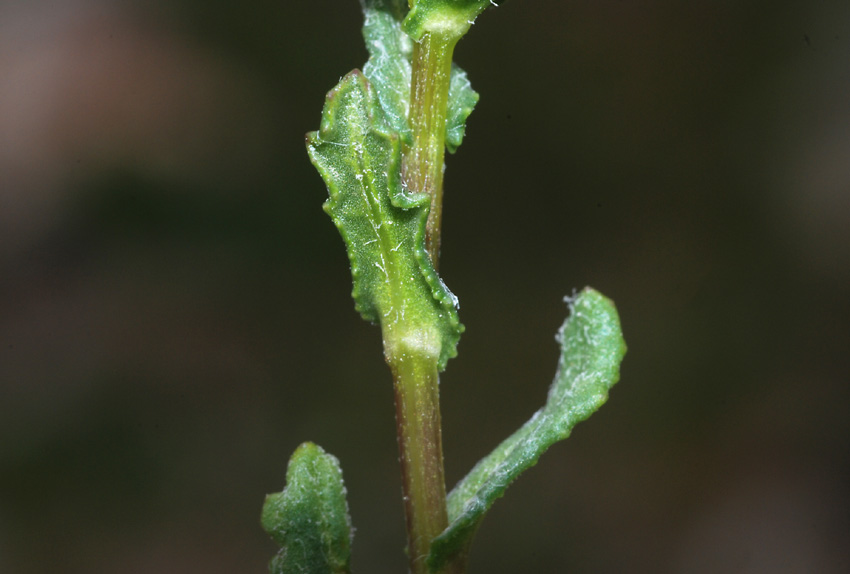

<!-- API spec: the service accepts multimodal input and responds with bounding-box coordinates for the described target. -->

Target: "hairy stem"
[394,15,463,574]
[402,30,458,269]
[387,344,448,574]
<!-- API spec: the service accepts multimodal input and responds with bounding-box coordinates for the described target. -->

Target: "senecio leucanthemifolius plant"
[261,2,627,573]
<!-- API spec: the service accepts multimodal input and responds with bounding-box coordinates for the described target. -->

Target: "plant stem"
[392,21,461,574]
[386,339,448,574]
[402,30,458,269]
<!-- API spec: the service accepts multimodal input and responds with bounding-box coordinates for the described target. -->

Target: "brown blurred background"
[1,0,849,572]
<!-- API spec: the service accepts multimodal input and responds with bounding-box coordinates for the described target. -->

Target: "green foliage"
[306,70,462,370]
[427,288,627,571]
[403,0,496,42]
[306,0,483,371]
[362,0,479,153]
[262,443,353,574]
[271,2,628,573]
[445,64,478,153]
[362,0,414,145]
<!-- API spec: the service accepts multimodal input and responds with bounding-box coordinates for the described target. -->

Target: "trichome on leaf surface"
[261,1,627,573]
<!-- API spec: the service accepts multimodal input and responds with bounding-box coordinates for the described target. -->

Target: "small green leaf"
[362,0,414,145]
[362,0,478,153]
[306,70,462,369]
[403,0,497,42]
[445,64,478,153]
[262,443,353,574]
[427,288,627,571]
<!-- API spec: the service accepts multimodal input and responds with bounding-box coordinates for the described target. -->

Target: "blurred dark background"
[2,0,849,572]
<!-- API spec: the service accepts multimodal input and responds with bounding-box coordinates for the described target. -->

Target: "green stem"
[383,323,466,574]
[385,333,448,574]
[390,27,460,574]
[392,10,467,572]
[402,30,458,269]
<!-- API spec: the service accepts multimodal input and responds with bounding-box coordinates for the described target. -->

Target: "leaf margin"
[427,287,627,571]
[261,442,353,574]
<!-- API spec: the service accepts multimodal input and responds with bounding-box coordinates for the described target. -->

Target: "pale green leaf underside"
[362,0,414,144]
[362,0,478,153]
[262,443,352,574]
[427,288,627,570]
[445,64,478,153]
[307,71,462,369]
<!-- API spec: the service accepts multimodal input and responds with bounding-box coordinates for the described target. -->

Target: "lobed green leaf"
[262,443,353,574]
[427,288,627,571]
[306,71,462,369]
[307,1,488,368]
